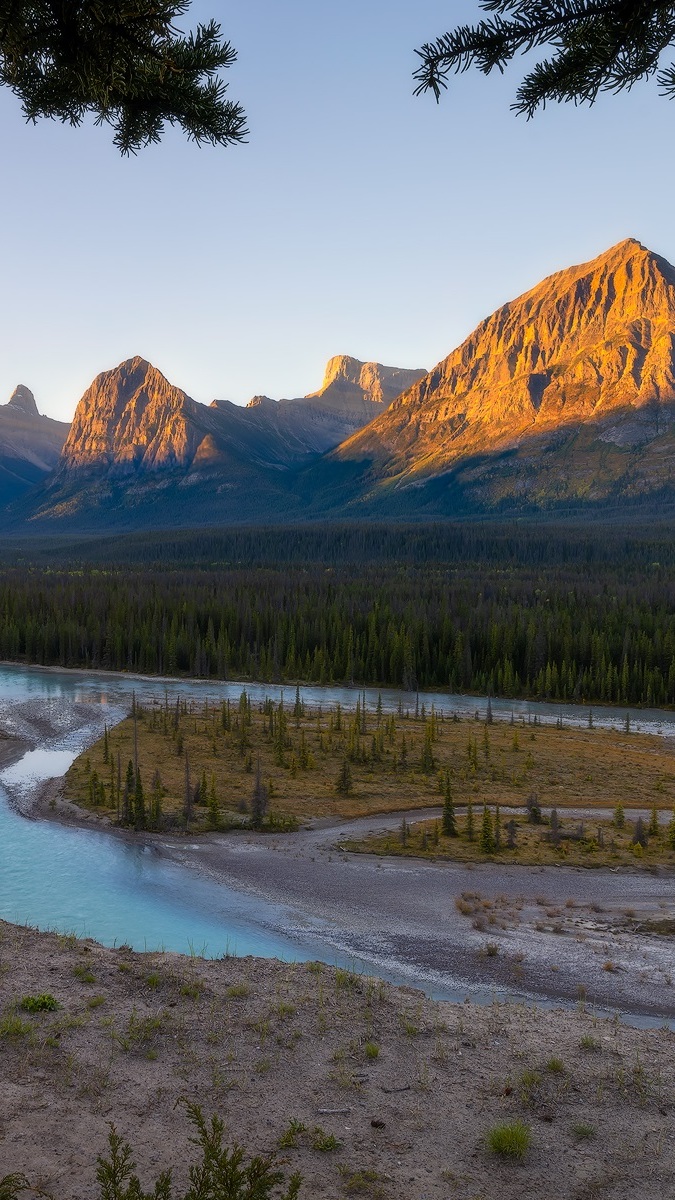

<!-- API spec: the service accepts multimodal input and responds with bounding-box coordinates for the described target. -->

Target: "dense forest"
[1,522,674,706]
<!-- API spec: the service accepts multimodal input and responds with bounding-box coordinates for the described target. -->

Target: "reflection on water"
[1,661,674,735]
[1,748,76,790]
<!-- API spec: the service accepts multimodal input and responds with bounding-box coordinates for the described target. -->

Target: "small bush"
[278,1119,306,1150]
[311,1128,340,1152]
[546,1057,565,1073]
[364,1041,380,1059]
[572,1123,596,1140]
[95,1104,302,1198]
[0,1014,32,1041]
[486,1121,531,1158]
[20,994,58,1013]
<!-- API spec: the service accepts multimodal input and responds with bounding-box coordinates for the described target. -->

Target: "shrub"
[94,1104,302,1198]
[546,1057,565,1073]
[572,1123,596,1140]
[486,1121,531,1158]
[20,994,58,1013]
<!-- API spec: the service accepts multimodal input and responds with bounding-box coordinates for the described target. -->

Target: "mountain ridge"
[9,236,675,529]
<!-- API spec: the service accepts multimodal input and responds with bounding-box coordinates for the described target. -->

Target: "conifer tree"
[414,2,675,119]
[494,802,501,851]
[184,751,193,829]
[442,776,457,837]
[648,803,660,837]
[251,755,269,829]
[123,759,134,824]
[134,768,146,830]
[335,759,353,796]
[479,805,495,854]
[465,799,475,842]
[0,0,247,155]
[613,801,625,830]
[207,774,220,829]
[420,722,435,773]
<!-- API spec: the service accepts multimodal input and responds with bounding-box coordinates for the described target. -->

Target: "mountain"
[0,386,70,507]
[12,237,675,530]
[239,355,427,456]
[327,238,675,512]
[27,354,425,528]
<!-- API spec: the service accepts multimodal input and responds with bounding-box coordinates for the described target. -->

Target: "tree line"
[1,523,674,705]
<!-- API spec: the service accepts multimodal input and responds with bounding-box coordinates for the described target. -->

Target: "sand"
[0,921,673,1200]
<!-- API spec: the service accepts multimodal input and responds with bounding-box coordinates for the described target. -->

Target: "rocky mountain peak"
[337,236,675,486]
[7,385,39,417]
[59,357,201,475]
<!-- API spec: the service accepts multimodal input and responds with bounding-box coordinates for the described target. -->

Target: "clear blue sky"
[1,0,674,421]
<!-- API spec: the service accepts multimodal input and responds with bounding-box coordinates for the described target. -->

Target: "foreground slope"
[1,920,673,1199]
[328,238,675,512]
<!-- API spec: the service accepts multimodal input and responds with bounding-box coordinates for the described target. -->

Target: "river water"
[0,662,673,1018]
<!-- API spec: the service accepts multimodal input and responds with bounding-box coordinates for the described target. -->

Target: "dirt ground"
[0,921,673,1200]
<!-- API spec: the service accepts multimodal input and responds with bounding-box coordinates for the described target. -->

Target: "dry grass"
[343,809,675,869]
[63,693,675,831]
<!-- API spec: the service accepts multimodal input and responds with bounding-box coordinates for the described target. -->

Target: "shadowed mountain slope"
[0,386,70,507]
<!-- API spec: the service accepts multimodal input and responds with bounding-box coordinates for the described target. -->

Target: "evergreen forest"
[1,522,674,706]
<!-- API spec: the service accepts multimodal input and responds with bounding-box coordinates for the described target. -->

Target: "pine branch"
[0,1,247,153]
[413,1,675,115]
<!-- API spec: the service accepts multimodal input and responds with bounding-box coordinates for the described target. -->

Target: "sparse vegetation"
[65,696,675,847]
[20,993,58,1012]
[486,1120,531,1158]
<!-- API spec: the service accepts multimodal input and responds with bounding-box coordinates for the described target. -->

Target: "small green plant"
[0,1173,29,1200]
[518,1069,542,1104]
[20,993,58,1013]
[87,995,106,1010]
[73,965,97,985]
[311,1127,340,1152]
[94,1104,302,1198]
[546,1057,565,1073]
[580,1034,600,1052]
[0,1013,32,1041]
[226,983,250,999]
[338,1165,386,1195]
[364,1041,380,1059]
[486,1120,531,1158]
[572,1122,596,1140]
[335,968,359,992]
[278,1119,306,1149]
[146,972,162,989]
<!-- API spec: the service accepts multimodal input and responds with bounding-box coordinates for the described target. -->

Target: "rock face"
[334,238,675,506]
[233,355,426,457]
[36,353,425,528]
[7,385,39,418]
[0,385,69,506]
[59,358,206,475]
[58,354,427,478]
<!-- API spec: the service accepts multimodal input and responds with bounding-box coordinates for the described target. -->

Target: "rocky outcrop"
[0,385,70,506]
[58,354,427,479]
[7,385,39,418]
[58,357,207,475]
[335,239,675,498]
